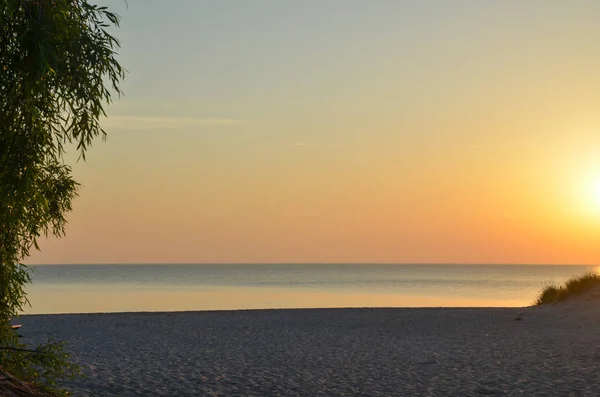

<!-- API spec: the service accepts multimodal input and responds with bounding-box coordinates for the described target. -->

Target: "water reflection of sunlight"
[24,284,529,314]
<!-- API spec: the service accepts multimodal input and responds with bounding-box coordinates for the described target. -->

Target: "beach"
[19,306,600,396]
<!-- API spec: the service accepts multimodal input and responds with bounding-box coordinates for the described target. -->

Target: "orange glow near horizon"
[22,1,600,265]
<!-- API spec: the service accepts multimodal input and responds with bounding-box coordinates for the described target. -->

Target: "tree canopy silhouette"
[0,0,124,392]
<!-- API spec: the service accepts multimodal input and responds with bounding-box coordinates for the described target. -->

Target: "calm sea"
[23,264,597,314]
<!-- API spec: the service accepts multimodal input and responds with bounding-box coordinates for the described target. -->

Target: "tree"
[0,0,125,393]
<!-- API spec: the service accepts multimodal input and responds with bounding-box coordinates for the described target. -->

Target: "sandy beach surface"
[18,306,600,396]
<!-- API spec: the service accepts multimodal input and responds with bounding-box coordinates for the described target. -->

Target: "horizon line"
[26,262,599,266]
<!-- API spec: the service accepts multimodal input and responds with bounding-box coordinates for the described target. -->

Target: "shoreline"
[25,263,585,314]
[19,305,530,317]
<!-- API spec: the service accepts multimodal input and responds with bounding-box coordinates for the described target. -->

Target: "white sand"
[18,306,600,396]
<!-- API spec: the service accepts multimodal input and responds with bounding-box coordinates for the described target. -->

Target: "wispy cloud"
[101,116,241,130]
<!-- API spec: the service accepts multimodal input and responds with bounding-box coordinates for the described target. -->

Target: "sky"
[27,0,600,265]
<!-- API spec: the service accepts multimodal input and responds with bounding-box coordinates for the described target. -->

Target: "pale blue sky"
[29,0,600,264]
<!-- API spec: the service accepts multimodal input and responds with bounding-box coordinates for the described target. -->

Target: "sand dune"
[18,306,600,396]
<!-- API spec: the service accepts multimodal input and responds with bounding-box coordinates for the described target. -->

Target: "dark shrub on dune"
[536,272,600,305]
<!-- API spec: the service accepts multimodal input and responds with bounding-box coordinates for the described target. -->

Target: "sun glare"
[575,172,600,218]
[561,165,600,222]
[592,182,600,208]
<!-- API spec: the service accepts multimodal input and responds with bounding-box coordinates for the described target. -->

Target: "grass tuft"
[535,272,600,305]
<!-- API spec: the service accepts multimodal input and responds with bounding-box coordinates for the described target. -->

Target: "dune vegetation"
[535,272,600,305]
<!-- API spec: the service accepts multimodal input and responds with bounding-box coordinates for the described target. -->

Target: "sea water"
[24,264,596,314]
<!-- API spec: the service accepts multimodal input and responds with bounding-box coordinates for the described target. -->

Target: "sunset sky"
[28,0,600,265]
